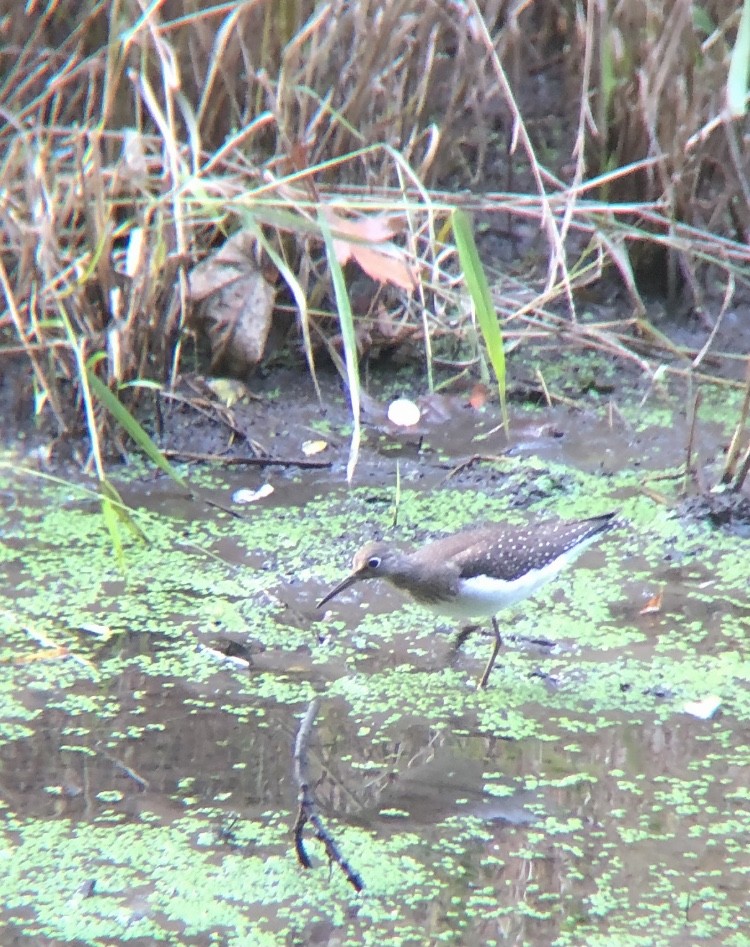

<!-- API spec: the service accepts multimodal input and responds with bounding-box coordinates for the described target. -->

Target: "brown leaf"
[640,589,663,615]
[302,439,328,456]
[468,383,490,409]
[323,208,418,291]
[338,243,417,291]
[324,208,403,242]
[188,231,260,301]
[188,231,276,374]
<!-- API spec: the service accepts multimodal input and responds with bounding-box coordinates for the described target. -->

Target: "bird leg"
[448,624,479,663]
[478,617,503,689]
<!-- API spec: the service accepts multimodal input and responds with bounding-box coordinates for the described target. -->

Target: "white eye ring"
[367,556,382,569]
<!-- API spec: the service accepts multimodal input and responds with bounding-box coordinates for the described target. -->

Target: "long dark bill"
[316,573,362,610]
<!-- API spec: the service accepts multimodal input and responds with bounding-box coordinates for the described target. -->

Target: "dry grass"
[0,0,749,455]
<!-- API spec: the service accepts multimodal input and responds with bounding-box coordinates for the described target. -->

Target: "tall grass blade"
[318,213,361,483]
[451,209,508,435]
[247,220,322,403]
[728,0,750,116]
[86,360,189,490]
[100,480,125,570]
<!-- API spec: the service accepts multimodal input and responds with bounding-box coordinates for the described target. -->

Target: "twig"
[534,368,553,407]
[692,274,734,370]
[162,449,332,469]
[158,390,256,445]
[721,357,750,484]
[731,442,750,492]
[683,389,703,495]
[441,453,509,482]
[199,495,244,520]
[95,744,150,790]
[662,366,747,391]
[292,698,364,892]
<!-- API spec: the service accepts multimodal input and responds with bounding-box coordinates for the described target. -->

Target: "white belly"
[419,544,591,621]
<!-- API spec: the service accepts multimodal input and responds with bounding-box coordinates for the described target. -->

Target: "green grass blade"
[100,481,125,570]
[318,212,361,483]
[246,219,321,403]
[86,362,189,490]
[451,209,508,434]
[728,0,750,116]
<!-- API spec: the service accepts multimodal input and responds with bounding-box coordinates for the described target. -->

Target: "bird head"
[316,541,395,609]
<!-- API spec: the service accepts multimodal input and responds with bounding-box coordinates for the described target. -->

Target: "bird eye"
[367,556,382,569]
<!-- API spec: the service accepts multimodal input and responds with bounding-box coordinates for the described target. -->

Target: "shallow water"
[1,367,749,946]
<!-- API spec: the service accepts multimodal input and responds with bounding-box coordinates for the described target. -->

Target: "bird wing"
[417,516,614,583]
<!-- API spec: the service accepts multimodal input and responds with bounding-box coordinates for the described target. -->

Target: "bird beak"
[316,571,362,610]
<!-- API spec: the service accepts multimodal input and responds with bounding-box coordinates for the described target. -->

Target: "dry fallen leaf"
[683,696,722,719]
[639,589,663,615]
[468,383,490,409]
[188,231,275,375]
[302,440,328,456]
[344,244,417,292]
[323,208,418,291]
[323,209,403,243]
[203,378,252,408]
[233,484,275,504]
[188,231,260,300]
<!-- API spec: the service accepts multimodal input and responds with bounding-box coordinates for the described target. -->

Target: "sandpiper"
[317,512,616,687]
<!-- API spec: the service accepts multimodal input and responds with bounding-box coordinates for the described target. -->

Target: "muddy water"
[1,368,749,946]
